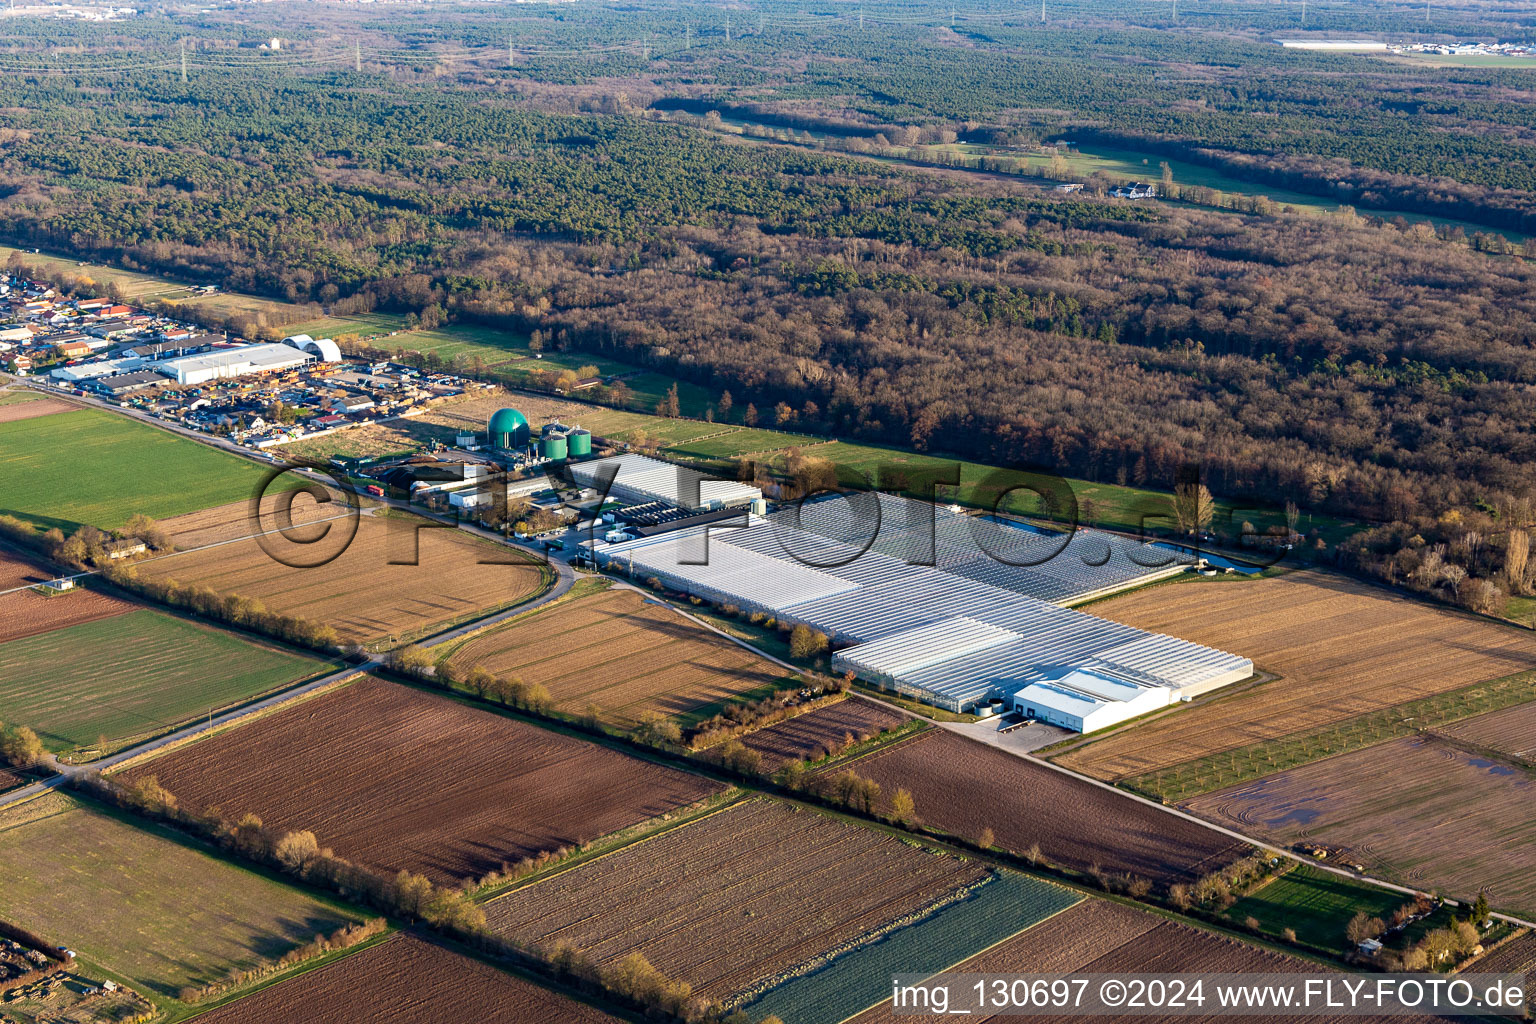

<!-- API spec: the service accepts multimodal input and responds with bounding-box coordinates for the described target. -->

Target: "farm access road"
[0,517,577,813]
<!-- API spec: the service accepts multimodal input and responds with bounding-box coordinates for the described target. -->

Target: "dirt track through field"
[116,676,724,884]
[1060,571,1536,780]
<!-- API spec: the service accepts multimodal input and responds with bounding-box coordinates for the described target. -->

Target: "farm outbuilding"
[570,454,761,510]
[597,493,1251,722]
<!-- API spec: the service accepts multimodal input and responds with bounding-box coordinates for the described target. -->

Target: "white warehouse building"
[154,343,314,385]
[570,453,761,510]
[596,492,1252,730]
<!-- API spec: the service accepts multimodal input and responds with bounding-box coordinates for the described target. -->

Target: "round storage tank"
[541,435,569,461]
[567,428,592,458]
[487,408,530,450]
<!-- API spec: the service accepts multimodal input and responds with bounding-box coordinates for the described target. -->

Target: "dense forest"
[6,0,1536,544]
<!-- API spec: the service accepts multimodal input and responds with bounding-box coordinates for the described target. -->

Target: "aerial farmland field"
[843,730,1244,885]
[0,608,334,755]
[136,511,549,645]
[483,798,990,1001]
[1186,737,1536,917]
[0,583,136,644]
[1469,930,1536,1010]
[739,695,912,769]
[1059,571,1536,782]
[0,408,277,532]
[0,548,48,591]
[1438,701,1536,764]
[159,489,360,550]
[745,871,1081,1024]
[115,676,725,884]
[444,586,795,725]
[189,933,623,1024]
[0,792,365,1002]
[848,898,1394,1024]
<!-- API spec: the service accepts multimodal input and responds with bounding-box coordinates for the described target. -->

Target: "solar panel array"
[597,493,1250,711]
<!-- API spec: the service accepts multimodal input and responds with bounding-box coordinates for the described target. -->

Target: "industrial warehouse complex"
[370,434,1253,734]
[594,490,1252,730]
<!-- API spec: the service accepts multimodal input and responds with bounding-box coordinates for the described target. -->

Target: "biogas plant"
[483,407,592,464]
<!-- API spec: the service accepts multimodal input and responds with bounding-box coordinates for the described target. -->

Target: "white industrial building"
[154,343,314,385]
[595,492,1251,728]
[1276,38,1388,50]
[50,357,146,381]
[281,334,343,362]
[570,453,761,510]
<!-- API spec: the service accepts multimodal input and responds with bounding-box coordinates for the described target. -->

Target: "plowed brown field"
[160,490,357,550]
[137,514,546,643]
[484,798,987,999]
[844,730,1242,886]
[1469,931,1536,997]
[1186,737,1536,917]
[0,397,76,423]
[0,549,50,590]
[741,696,911,768]
[1439,700,1536,763]
[447,587,791,725]
[1061,571,1536,781]
[851,899,1434,1024]
[0,587,135,644]
[191,933,622,1024]
[116,676,723,884]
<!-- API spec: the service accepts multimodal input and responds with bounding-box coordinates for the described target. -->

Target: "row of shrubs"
[100,563,342,653]
[0,916,70,990]
[175,918,388,1003]
[73,773,778,1023]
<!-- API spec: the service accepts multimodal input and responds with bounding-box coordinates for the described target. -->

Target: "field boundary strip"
[742,871,1084,1024]
[476,791,756,901]
[99,671,367,776]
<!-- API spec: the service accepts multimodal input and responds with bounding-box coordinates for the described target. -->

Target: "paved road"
[0,662,371,808]
[9,375,1531,932]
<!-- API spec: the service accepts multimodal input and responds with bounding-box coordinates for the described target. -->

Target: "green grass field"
[0,390,50,408]
[280,310,409,340]
[0,609,335,755]
[0,792,364,1006]
[745,872,1081,1024]
[1223,865,1406,952]
[0,408,276,531]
